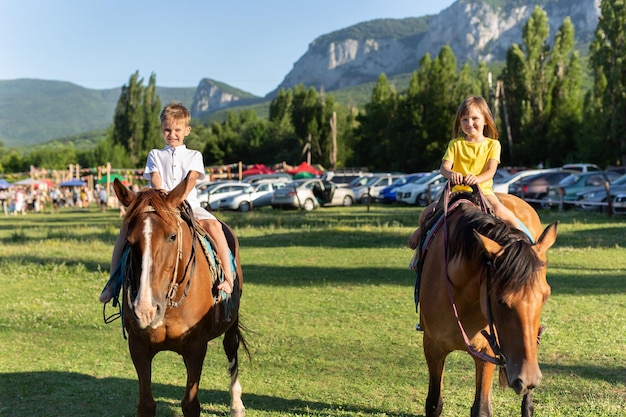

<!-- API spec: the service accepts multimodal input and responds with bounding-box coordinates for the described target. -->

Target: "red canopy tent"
[286,162,323,176]
[241,164,274,177]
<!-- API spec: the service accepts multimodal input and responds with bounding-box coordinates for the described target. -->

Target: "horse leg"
[521,393,534,417]
[470,357,496,417]
[181,341,209,417]
[223,320,245,417]
[423,338,446,417]
[129,340,157,417]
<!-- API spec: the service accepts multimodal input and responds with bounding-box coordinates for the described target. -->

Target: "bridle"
[441,183,507,366]
[127,203,198,310]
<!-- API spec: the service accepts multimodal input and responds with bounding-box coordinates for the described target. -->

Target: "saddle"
[411,184,492,268]
[411,183,492,310]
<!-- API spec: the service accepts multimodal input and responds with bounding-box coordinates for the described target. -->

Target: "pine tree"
[588,0,626,167]
[110,71,162,167]
[354,74,397,170]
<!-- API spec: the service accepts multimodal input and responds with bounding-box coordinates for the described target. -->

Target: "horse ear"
[166,174,190,206]
[473,230,504,258]
[534,221,559,256]
[113,178,135,207]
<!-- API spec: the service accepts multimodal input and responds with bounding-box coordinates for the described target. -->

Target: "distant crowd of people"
[0,184,137,216]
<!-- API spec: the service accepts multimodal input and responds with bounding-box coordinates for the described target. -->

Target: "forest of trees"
[1,3,625,175]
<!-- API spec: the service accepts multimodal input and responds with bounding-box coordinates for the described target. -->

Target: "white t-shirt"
[144,145,214,220]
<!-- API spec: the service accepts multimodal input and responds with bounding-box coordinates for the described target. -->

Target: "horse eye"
[168,233,177,242]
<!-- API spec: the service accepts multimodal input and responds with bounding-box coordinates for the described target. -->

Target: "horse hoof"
[230,407,246,417]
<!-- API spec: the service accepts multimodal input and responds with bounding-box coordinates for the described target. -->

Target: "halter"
[441,183,506,366]
[133,203,198,309]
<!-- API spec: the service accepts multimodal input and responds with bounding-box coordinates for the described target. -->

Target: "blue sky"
[0,0,456,97]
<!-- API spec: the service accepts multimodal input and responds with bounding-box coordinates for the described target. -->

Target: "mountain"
[0,0,602,148]
[271,0,600,94]
[0,79,198,147]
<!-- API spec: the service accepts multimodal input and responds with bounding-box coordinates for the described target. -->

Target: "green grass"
[0,205,624,416]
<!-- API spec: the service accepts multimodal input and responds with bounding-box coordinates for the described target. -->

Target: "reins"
[441,182,506,366]
[165,201,198,308]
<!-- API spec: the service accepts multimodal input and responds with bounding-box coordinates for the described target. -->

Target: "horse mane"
[124,188,180,228]
[447,202,544,297]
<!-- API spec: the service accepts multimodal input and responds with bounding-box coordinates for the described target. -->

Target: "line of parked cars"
[492,163,626,213]
[196,163,626,214]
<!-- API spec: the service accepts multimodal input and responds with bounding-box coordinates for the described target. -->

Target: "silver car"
[217,180,288,212]
[271,179,355,211]
[351,174,404,204]
[197,181,250,210]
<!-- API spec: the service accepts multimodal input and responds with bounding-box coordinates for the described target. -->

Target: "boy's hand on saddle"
[217,277,233,294]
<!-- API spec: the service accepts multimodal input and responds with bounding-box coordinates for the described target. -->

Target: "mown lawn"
[0,204,624,416]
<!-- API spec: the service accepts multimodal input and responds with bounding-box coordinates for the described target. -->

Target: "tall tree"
[545,17,583,165]
[110,71,162,167]
[353,73,397,170]
[421,46,460,167]
[502,6,582,167]
[588,0,626,167]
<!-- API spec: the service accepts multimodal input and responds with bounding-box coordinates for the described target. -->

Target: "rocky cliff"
[270,0,600,96]
[191,78,258,118]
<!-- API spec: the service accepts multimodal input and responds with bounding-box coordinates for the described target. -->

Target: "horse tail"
[235,319,252,362]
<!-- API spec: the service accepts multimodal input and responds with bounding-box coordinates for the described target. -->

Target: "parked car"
[612,193,626,214]
[546,171,621,209]
[576,174,626,212]
[509,170,576,208]
[378,173,428,204]
[492,169,554,194]
[561,163,602,173]
[197,181,249,210]
[321,169,371,187]
[271,179,355,211]
[216,179,288,212]
[346,175,376,189]
[396,172,447,206]
[242,173,292,184]
[351,173,404,203]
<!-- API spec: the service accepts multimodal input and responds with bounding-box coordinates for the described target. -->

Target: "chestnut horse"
[112,177,246,417]
[416,189,558,417]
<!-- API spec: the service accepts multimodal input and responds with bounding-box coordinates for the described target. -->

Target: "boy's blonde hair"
[453,96,499,140]
[160,102,191,126]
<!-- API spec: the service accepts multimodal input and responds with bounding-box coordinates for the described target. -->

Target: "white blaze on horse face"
[133,217,157,328]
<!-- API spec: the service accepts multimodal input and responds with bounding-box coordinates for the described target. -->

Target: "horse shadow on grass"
[0,371,423,417]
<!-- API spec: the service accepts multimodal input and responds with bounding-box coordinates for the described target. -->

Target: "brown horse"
[417,190,558,417]
[112,177,247,417]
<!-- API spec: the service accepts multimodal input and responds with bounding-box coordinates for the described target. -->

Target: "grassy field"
[0,204,624,417]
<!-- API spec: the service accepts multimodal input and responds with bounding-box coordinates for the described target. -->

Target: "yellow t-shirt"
[442,137,501,196]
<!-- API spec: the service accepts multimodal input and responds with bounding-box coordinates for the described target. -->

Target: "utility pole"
[329,111,337,170]
[489,72,514,162]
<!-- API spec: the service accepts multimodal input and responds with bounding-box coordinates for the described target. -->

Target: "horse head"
[113,177,192,329]
[474,221,558,396]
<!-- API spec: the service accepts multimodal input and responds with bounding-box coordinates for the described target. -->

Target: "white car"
[395,172,447,206]
[216,180,288,212]
[351,174,404,203]
[271,179,355,210]
[197,181,250,210]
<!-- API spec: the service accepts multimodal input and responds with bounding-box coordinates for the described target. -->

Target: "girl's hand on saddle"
[450,171,464,185]
[463,174,479,185]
